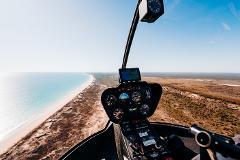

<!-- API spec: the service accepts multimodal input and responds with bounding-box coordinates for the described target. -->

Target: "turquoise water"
[0,73,91,141]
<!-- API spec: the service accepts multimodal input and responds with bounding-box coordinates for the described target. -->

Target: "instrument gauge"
[113,108,124,120]
[119,93,130,103]
[105,94,117,107]
[145,88,151,99]
[119,93,129,100]
[139,104,150,116]
[132,91,142,103]
[148,0,162,14]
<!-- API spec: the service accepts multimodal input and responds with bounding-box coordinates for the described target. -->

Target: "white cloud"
[221,22,231,31]
[228,2,240,21]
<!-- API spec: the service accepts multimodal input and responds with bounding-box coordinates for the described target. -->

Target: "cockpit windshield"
[0,1,239,159]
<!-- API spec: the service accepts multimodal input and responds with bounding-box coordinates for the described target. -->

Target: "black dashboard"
[101,81,162,123]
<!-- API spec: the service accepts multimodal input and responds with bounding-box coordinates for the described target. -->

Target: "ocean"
[0,73,92,143]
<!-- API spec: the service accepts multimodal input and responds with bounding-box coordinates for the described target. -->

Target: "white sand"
[0,74,94,154]
[220,83,240,87]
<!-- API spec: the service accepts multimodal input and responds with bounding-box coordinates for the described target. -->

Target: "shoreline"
[0,74,94,154]
[1,75,239,159]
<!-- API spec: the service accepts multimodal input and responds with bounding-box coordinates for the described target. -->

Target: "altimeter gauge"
[105,95,117,107]
[132,91,142,103]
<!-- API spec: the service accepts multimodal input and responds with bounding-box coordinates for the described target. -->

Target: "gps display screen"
[119,68,141,82]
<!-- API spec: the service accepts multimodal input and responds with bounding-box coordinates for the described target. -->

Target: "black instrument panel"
[101,81,162,123]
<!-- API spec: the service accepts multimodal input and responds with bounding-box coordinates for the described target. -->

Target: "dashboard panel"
[101,81,162,123]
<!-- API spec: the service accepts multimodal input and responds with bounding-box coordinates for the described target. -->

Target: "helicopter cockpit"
[60,0,240,159]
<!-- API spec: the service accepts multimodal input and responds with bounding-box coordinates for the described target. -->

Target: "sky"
[0,0,240,73]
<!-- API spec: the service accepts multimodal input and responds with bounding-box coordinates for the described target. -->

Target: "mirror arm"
[122,0,142,69]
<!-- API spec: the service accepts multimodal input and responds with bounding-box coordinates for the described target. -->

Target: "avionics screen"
[119,68,141,82]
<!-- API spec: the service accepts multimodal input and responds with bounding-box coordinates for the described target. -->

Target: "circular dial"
[148,0,162,14]
[113,108,124,120]
[132,91,142,103]
[119,92,129,100]
[105,95,117,106]
[119,92,130,103]
[139,104,150,115]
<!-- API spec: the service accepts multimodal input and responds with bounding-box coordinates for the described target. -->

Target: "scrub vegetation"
[146,77,240,137]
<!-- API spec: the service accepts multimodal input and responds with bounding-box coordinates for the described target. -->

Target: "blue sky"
[0,0,239,73]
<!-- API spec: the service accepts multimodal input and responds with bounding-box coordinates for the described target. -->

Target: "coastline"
[1,74,239,159]
[0,74,94,155]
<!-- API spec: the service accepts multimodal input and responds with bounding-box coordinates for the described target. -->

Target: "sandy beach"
[0,75,95,155]
[0,74,108,159]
